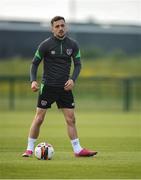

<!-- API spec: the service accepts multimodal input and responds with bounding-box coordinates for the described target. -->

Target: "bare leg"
[22,108,47,156]
[29,107,47,139]
[61,108,98,156]
[61,108,83,154]
[62,108,78,140]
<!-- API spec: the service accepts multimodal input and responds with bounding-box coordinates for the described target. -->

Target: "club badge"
[66,49,73,56]
[41,100,47,106]
[51,50,55,55]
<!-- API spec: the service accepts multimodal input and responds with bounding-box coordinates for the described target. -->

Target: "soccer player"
[22,16,97,157]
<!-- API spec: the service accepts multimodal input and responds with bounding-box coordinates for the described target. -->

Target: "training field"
[0,110,141,179]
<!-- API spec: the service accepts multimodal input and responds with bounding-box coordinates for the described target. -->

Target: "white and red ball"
[34,142,54,160]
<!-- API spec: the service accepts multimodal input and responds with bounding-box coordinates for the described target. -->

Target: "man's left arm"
[64,43,81,91]
[71,48,81,82]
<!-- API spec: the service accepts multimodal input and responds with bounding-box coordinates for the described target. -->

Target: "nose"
[59,26,63,30]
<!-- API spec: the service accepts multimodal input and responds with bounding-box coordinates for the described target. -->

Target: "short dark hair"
[51,16,65,26]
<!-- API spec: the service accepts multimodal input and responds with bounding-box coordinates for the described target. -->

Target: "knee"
[34,114,44,126]
[66,114,76,126]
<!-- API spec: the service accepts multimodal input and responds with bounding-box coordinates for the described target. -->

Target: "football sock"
[71,138,83,154]
[27,137,37,152]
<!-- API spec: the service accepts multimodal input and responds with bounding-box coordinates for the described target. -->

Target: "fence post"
[9,78,15,110]
[123,79,131,111]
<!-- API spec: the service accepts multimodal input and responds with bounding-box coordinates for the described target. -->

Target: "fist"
[31,81,39,92]
[64,79,74,91]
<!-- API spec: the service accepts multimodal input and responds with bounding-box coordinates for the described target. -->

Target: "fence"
[0,76,141,111]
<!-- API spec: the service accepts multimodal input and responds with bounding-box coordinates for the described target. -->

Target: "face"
[51,19,66,38]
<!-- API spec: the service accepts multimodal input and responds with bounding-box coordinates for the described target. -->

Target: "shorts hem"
[37,106,51,109]
[58,106,75,109]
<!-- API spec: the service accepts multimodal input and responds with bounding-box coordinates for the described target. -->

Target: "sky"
[0,0,141,25]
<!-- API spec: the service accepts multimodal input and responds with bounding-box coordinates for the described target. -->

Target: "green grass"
[0,110,141,179]
[82,55,141,77]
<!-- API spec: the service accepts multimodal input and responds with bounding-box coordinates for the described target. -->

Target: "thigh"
[56,90,75,109]
[37,84,57,109]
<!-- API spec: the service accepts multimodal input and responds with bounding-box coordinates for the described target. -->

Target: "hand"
[64,79,74,91]
[31,81,39,92]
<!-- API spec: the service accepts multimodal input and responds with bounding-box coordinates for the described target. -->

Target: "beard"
[56,30,65,39]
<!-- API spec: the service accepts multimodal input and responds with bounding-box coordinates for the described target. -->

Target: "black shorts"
[37,84,75,109]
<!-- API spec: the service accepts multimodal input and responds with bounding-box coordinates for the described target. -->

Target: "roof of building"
[0,20,141,35]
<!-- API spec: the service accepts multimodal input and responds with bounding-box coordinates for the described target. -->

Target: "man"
[22,16,97,157]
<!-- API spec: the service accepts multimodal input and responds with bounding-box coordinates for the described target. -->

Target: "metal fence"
[0,76,141,111]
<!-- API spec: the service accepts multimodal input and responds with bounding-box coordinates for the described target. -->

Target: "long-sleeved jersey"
[30,35,82,87]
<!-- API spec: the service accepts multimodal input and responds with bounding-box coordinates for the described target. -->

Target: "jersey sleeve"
[72,41,81,61]
[71,41,82,82]
[33,41,47,62]
[30,42,46,82]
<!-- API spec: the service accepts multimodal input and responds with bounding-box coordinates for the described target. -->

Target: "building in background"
[0,20,141,59]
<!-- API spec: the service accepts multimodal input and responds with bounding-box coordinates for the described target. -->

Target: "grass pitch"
[0,110,141,179]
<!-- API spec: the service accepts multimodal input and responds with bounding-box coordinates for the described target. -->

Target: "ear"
[51,26,54,33]
[65,24,68,32]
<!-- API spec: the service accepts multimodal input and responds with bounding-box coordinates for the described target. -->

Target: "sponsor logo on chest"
[50,49,73,56]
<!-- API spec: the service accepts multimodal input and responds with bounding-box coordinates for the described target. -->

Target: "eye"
[55,24,65,28]
[55,25,59,28]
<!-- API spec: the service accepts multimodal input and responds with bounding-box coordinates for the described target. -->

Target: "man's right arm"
[30,55,41,83]
[30,43,45,91]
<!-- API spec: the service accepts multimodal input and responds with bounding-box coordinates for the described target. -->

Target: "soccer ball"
[34,142,54,160]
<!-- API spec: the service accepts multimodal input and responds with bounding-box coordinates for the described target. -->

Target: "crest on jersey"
[66,49,73,56]
[51,50,55,55]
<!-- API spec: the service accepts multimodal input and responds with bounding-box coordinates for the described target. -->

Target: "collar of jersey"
[53,35,66,41]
